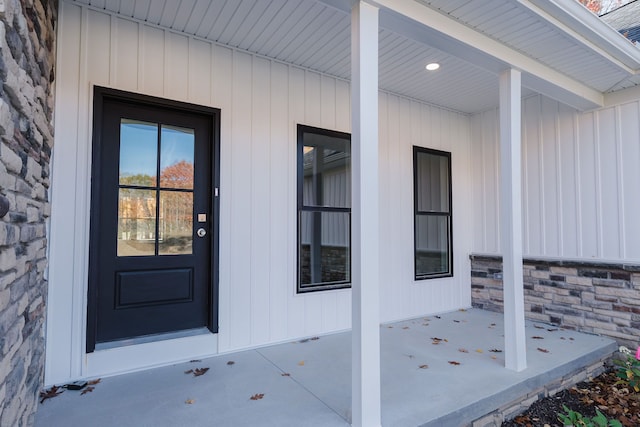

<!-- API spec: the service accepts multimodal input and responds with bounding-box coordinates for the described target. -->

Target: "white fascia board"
[604,84,640,107]
[372,0,603,110]
[523,0,640,72]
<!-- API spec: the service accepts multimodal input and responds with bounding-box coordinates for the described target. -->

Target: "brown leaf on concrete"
[281,373,290,376]
[448,361,461,366]
[87,378,101,386]
[537,348,550,353]
[418,365,429,369]
[189,359,201,363]
[227,361,235,366]
[532,336,544,339]
[185,399,195,404]
[193,368,209,377]
[458,348,469,353]
[489,348,503,353]
[81,386,95,395]
[310,336,320,341]
[298,361,305,366]
[250,393,265,400]
[39,385,64,403]
[184,369,194,374]
[402,326,409,330]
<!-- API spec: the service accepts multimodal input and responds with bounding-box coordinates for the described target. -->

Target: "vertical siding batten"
[46,1,82,384]
[74,5,92,377]
[250,56,271,345]
[614,105,625,259]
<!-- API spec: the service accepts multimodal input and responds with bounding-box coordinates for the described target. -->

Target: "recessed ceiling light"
[425,63,440,71]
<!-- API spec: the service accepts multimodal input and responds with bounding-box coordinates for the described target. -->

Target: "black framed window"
[413,146,453,279]
[297,125,351,293]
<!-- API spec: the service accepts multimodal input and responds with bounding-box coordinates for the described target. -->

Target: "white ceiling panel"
[71,0,640,113]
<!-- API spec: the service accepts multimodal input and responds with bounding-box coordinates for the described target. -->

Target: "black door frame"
[87,86,221,352]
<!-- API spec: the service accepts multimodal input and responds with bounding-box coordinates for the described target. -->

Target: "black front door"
[87,88,219,351]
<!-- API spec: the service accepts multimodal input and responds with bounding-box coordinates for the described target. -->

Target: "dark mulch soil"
[503,369,640,427]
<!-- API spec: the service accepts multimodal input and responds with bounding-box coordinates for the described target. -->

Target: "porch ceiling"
[72,0,640,114]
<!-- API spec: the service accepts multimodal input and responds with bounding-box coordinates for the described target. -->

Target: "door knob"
[197,228,207,238]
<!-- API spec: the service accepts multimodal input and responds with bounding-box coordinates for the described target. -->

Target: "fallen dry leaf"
[281,373,290,376]
[87,378,101,386]
[491,355,497,360]
[185,399,195,404]
[298,361,305,366]
[458,348,469,353]
[310,336,319,341]
[537,347,550,353]
[81,386,95,395]
[250,393,265,400]
[453,320,461,323]
[476,349,484,353]
[458,308,467,312]
[402,326,409,330]
[227,361,235,366]
[532,336,544,340]
[39,385,64,403]
[189,359,201,363]
[184,369,194,374]
[431,337,443,344]
[434,315,441,319]
[418,364,429,369]
[489,348,503,353]
[193,368,210,377]
[448,361,461,366]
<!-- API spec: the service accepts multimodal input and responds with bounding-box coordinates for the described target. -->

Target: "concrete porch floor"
[34,309,616,427]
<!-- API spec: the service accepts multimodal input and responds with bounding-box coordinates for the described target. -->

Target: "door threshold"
[95,327,211,351]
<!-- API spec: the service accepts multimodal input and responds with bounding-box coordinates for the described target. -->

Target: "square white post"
[351,1,381,426]
[499,68,527,372]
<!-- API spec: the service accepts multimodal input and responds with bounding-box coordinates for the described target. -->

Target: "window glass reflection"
[160,125,194,189]
[159,191,193,255]
[299,211,350,286]
[117,188,156,256]
[119,120,157,187]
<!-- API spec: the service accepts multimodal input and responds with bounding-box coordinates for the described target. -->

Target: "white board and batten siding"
[471,94,640,262]
[46,1,473,383]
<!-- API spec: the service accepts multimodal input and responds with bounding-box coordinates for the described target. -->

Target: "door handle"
[196,228,207,238]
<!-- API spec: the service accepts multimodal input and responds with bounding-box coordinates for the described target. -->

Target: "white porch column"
[351,2,381,427]
[499,68,527,372]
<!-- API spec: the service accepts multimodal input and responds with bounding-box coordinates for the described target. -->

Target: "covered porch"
[35,308,616,427]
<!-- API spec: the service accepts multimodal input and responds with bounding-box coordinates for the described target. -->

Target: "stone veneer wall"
[0,0,56,426]
[470,254,640,348]
[469,354,610,427]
